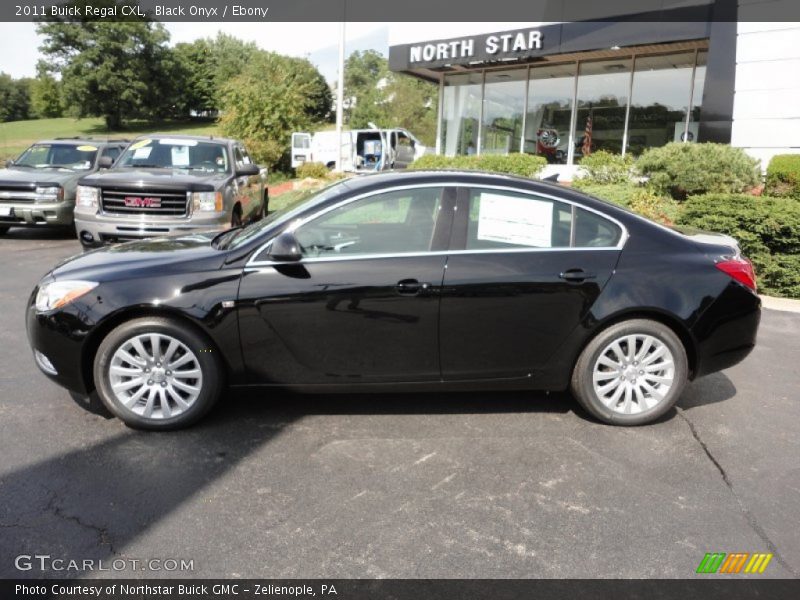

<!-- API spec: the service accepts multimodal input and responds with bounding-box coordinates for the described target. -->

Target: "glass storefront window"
[688,50,708,142]
[524,63,576,164]
[482,69,527,154]
[574,58,632,159]
[626,52,697,156]
[441,72,483,156]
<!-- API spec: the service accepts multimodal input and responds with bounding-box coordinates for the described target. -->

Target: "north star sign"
[409,30,543,64]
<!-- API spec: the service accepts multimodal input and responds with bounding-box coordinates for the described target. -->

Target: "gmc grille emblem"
[123,196,161,208]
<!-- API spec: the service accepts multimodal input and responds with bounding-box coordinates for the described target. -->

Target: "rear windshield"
[15,143,98,171]
[117,138,230,173]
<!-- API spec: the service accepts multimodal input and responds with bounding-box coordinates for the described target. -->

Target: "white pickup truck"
[291,127,430,173]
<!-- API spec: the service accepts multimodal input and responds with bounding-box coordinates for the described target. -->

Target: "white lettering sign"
[408,30,542,63]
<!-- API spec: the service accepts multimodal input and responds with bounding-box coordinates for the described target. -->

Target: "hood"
[0,166,83,186]
[50,232,227,282]
[81,167,230,191]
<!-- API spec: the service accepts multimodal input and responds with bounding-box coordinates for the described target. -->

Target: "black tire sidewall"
[571,319,688,426]
[93,317,222,430]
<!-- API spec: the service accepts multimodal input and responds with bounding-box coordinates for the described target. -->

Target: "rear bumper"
[691,281,761,378]
[0,201,74,228]
[74,211,228,244]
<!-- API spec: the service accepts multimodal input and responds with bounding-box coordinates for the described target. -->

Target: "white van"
[291,128,429,173]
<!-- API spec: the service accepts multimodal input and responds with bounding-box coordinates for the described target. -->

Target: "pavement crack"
[677,409,797,576]
[45,491,118,556]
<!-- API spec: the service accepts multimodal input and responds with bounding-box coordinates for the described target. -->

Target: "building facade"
[388,1,799,177]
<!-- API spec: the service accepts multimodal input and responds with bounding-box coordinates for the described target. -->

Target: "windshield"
[225,181,347,249]
[117,138,230,173]
[15,143,98,170]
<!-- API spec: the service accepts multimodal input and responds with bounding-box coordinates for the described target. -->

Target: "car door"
[237,185,457,384]
[393,131,416,169]
[291,132,312,168]
[439,186,624,381]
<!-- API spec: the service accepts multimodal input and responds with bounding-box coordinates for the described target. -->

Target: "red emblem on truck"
[123,196,161,208]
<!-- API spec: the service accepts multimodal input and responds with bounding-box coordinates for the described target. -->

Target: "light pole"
[334,22,346,173]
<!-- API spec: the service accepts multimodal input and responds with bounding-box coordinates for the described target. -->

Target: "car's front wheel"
[570,319,688,425]
[93,317,222,430]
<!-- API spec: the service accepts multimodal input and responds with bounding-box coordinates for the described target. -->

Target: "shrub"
[637,143,761,200]
[409,153,547,178]
[677,193,800,297]
[765,154,800,199]
[627,188,681,226]
[570,181,644,208]
[295,161,329,180]
[579,150,635,184]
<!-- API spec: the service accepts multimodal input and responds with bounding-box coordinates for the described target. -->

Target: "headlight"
[35,280,98,312]
[76,186,99,210]
[35,185,63,201]
[191,191,223,213]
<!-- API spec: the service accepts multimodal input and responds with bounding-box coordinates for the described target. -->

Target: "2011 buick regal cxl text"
[26,171,760,430]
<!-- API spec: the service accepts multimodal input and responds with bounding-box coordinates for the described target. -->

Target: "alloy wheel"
[592,333,675,415]
[108,333,203,420]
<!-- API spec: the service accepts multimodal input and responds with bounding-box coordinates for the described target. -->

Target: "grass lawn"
[0,117,220,161]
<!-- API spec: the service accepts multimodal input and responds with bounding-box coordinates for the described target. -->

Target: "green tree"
[0,74,32,122]
[383,74,438,146]
[219,52,316,167]
[30,68,64,118]
[37,1,179,128]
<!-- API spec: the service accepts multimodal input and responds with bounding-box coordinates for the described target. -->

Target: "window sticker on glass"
[132,146,153,159]
[159,138,198,147]
[477,193,553,247]
[129,139,151,150]
[171,145,190,166]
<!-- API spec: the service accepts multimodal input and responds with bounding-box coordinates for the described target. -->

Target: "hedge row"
[409,153,547,178]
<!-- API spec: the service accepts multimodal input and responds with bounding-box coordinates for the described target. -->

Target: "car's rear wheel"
[0,226,9,235]
[570,319,688,425]
[93,317,222,430]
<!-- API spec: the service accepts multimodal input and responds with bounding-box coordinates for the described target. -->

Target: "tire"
[93,317,223,430]
[0,226,9,235]
[570,319,688,426]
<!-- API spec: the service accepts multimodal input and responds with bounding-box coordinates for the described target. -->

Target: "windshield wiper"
[123,164,165,169]
[39,164,76,170]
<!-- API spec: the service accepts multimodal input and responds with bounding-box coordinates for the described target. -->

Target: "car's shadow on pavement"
[0,227,76,242]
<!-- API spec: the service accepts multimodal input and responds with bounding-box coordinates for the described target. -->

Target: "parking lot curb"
[761,295,800,314]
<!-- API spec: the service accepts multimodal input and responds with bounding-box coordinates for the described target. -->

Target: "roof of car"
[130,133,237,144]
[339,169,565,194]
[35,138,129,145]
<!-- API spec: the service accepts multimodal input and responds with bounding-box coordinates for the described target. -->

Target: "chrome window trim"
[245,181,629,268]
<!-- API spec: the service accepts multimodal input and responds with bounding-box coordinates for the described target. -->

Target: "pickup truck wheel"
[93,317,223,430]
[0,226,9,235]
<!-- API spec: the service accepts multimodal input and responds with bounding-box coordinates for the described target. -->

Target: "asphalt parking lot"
[0,228,798,580]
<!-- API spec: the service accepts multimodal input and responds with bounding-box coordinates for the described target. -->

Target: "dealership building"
[388,1,799,177]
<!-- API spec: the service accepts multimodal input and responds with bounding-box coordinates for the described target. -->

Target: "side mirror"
[236,163,260,177]
[98,156,114,169]
[5,160,14,168]
[269,231,302,262]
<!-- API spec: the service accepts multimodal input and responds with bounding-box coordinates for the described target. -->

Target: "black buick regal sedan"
[26,171,760,430]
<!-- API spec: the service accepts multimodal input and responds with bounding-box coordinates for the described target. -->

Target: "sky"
[0,22,390,83]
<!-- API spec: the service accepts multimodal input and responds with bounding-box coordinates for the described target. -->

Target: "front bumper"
[0,201,74,228]
[74,210,228,244]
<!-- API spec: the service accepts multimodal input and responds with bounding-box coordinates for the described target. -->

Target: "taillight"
[716,257,757,292]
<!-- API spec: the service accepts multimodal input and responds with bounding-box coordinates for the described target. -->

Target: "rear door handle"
[396,279,430,296]
[559,269,597,283]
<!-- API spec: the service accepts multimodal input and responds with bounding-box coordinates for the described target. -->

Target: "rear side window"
[465,188,622,250]
[574,207,622,247]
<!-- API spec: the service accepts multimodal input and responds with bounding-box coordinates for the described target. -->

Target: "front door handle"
[559,269,597,283]
[396,279,430,296]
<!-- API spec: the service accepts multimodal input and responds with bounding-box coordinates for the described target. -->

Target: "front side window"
[466,188,621,249]
[294,187,444,258]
